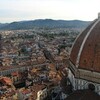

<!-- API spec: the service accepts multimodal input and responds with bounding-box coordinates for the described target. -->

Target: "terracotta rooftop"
[29,84,46,100]
[11,72,19,76]
[22,89,31,95]
[0,77,12,85]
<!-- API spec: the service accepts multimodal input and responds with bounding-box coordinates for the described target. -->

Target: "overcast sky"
[0,0,100,23]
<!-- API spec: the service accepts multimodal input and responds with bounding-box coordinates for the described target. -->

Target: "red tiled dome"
[70,17,100,72]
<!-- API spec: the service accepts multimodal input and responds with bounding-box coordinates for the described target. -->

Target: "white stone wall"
[37,88,47,100]
[68,69,75,90]
[68,69,100,95]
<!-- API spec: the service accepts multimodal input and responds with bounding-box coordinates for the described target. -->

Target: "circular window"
[88,84,95,91]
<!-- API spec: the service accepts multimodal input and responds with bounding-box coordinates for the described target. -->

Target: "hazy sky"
[0,0,100,23]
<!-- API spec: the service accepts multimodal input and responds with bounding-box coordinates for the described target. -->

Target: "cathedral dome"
[70,15,100,72]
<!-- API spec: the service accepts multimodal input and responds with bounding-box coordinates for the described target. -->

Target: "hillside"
[0,19,91,30]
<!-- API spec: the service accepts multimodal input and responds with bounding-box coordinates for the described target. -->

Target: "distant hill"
[0,19,91,30]
[0,23,8,28]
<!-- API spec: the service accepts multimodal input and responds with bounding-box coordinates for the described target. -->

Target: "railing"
[79,81,88,89]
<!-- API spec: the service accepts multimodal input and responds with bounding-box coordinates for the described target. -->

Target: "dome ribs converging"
[79,20,100,72]
[70,17,100,72]
[70,19,97,66]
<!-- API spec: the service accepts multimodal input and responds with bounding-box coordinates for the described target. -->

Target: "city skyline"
[0,0,100,23]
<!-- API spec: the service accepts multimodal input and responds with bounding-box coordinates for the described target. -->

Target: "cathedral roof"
[70,14,100,72]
